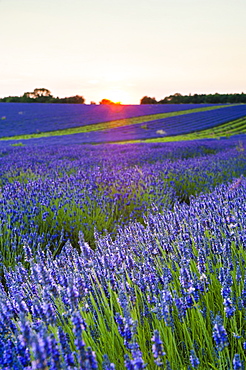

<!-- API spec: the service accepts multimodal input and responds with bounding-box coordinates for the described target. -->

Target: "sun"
[102,88,129,105]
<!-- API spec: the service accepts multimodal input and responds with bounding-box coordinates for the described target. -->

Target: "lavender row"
[2,133,246,149]
[0,138,245,265]
[0,103,217,137]
[1,177,246,368]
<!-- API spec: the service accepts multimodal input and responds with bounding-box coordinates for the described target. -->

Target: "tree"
[99,99,120,105]
[33,88,52,98]
[140,96,157,104]
[23,92,36,99]
[22,88,53,102]
[63,95,85,104]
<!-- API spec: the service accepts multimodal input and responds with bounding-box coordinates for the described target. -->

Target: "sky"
[0,0,246,104]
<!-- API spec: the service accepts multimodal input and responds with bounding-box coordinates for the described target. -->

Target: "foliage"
[140,92,246,104]
[140,96,158,104]
[0,88,85,104]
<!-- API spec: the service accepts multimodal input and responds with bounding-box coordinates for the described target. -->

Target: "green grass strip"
[0,104,233,141]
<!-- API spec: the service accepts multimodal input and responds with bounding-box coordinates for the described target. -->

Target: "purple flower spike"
[223,298,236,318]
[190,349,200,368]
[212,316,229,351]
[102,354,116,369]
[233,354,243,370]
[151,330,165,366]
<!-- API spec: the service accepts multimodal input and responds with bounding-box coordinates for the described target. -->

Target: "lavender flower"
[0,339,20,369]
[151,330,165,366]
[221,284,231,299]
[223,298,236,318]
[31,333,50,369]
[102,354,116,370]
[174,294,187,321]
[179,265,192,290]
[233,354,243,370]
[124,346,146,370]
[212,316,229,351]
[190,350,200,368]
[72,310,87,364]
[131,347,146,369]
[85,347,98,369]
[124,354,134,370]
[58,327,75,367]
[115,312,137,347]
[165,359,172,370]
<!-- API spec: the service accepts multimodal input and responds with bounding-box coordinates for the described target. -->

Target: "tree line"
[1,89,246,105]
[140,92,246,104]
[0,88,85,104]
[0,89,123,105]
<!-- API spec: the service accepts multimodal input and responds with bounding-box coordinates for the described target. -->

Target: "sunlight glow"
[101,88,130,105]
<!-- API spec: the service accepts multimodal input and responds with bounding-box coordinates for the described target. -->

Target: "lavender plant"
[0,173,246,368]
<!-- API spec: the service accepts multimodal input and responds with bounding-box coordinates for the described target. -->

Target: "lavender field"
[0,105,246,369]
[0,104,246,147]
[0,103,215,137]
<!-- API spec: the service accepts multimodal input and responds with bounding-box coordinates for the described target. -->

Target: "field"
[0,103,246,369]
[1,103,246,145]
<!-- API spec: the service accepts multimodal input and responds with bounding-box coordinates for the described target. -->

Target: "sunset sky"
[0,0,246,104]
